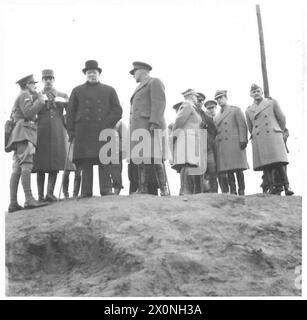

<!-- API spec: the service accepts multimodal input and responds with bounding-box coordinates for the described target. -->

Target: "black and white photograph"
[0,0,304,301]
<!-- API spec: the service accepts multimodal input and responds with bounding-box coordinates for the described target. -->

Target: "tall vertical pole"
[256,4,270,97]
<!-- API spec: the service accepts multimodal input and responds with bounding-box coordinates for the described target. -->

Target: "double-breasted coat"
[170,101,207,175]
[5,90,45,153]
[245,98,288,171]
[214,105,249,172]
[66,81,122,165]
[32,88,74,172]
[129,76,168,164]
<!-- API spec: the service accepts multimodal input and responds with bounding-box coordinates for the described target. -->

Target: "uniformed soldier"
[129,61,169,196]
[6,75,49,212]
[246,84,294,195]
[66,60,122,198]
[33,69,74,201]
[214,90,249,195]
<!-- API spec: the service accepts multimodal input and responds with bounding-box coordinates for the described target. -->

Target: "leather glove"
[240,141,247,150]
[149,123,159,135]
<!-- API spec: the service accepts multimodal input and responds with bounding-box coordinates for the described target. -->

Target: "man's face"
[42,76,55,89]
[26,81,37,93]
[133,69,143,83]
[216,95,227,107]
[206,104,217,117]
[86,69,100,83]
[250,88,263,100]
[196,97,204,109]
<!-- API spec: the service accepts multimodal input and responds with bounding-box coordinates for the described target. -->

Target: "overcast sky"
[0,0,305,296]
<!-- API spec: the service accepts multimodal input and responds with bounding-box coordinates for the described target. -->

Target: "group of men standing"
[5,59,293,212]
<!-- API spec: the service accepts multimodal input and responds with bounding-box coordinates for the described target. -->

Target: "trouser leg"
[236,170,245,196]
[81,163,93,197]
[261,169,271,193]
[37,172,45,201]
[99,164,113,195]
[228,172,237,195]
[276,164,294,196]
[62,170,70,198]
[73,167,81,197]
[218,172,229,193]
[207,150,218,193]
[128,163,138,194]
[153,163,169,196]
[137,163,148,194]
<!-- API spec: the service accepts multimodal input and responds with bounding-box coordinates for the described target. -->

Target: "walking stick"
[58,141,72,201]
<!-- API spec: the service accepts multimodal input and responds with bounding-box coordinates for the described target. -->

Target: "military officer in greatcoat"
[66,60,122,198]
[214,90,249,195]
[6,75,48,212]
[246,84,294,195]
[129,61,169,196]
[33,69,74,202]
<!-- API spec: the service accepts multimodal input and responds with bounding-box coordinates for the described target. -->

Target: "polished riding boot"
[45,171,58,202]
[8,169,23,212]
[236,170,245,196]
[37,172,45,202]
[228,172,237,195]
[62,171,70,198]
[136,164,148,194]
[154,164,169,196]
[73,169,81,198]
[22,168,48,209]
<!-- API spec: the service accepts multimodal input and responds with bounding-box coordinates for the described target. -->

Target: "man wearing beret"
[66,60,122,198]
[129,61,169,196]
[6,75,49,211]
[246,84,294,195]
[33,69,75,202]
[214,90,249,195]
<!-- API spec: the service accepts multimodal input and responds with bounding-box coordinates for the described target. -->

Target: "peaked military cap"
[16,74,38,85]
[129,61,152,75]
[42,69,54,78]
[214,90,227,100]
[197,92,206,101]
[82,60,102,74]
[173,102,183,110]
[204,99,217,108]
[250,83,262,92]
[181,89,198,97]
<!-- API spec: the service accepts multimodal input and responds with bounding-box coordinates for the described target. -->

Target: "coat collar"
[130,76,152,104]
[214,105,232,125]
[250,98,270,118]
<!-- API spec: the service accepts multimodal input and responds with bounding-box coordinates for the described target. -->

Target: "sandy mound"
[6,193,301,297]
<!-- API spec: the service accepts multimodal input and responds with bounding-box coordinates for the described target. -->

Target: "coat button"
[98,117,101,121]
[267,130,270,133]
[265,123,268,125]
[85,100,89,103]
[255,125,258,128]
[225,129,228,132]
[86,117,89,120]
[225,137,228,140]
[98,109,102,112]
[224,122,227,125]
[256,132,259,135]
[97,99,101,103]
[265,115,267,118]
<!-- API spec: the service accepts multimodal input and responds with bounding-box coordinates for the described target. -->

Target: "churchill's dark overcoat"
[66,81,122,165]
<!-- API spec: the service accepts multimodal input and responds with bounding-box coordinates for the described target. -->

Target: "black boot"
[8,169,23,212]
[136,164,148,194]
[279,165,294,196]
[45,171,57,202]
[218,172,229,193]
[73,169,81,198]
[62,171,70,198]
[37,172,45,202]
[236,170,245,196]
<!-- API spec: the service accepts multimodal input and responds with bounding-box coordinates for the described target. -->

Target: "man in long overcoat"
[214,90,249,195]
[129,61,169,196]
[6,75,48,212]
[245,84,293,195]
[66,60,122,197]
[33,69,74,201]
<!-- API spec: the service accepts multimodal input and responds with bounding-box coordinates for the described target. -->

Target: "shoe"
[269,186,282,195]
[44,194,57,202]
[114,187,121,195]
[8,203,23,213]
[38,196,45,202]
[160,186,170,196]
[77,194,92,200]
[100,191,115,196]
[24,199,49,210]
[285,188,294,196]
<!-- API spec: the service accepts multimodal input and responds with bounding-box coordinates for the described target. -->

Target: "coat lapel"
[252,98,270,118]
[130,77,152,104]
[215,105,232,126]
